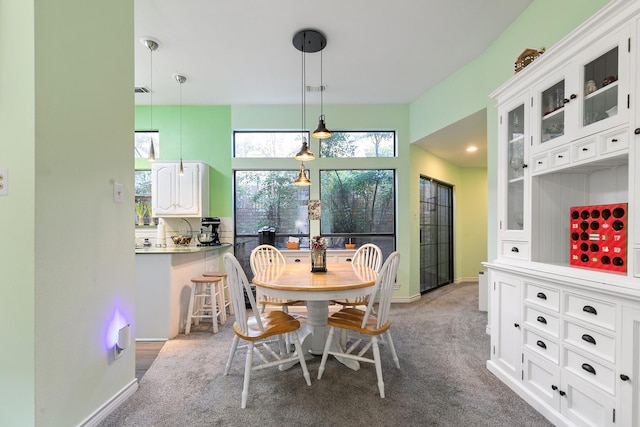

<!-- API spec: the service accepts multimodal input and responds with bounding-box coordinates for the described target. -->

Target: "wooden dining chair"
[332,243,383,309]
[317,251,401,398]
[250,244,303,314]
[222,253,311,409]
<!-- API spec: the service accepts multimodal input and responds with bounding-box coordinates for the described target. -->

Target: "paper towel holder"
[114,324,131,358]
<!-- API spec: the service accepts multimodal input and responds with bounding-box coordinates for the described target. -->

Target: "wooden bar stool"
[185,276,224,334]
[203,271,234,319]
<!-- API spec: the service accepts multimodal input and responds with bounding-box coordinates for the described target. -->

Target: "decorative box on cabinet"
[151,161,209,217]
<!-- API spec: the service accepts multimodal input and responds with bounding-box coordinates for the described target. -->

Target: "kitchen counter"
[135,243,232,341]
[135,243,232,254]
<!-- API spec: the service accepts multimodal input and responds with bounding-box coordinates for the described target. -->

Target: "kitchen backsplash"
[134,216,233,248]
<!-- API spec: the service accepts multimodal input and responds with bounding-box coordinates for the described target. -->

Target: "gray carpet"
[100,282,553,427]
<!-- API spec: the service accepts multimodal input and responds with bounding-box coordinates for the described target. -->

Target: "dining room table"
[252,261,377,370]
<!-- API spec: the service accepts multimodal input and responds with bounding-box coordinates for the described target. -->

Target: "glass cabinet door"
[506,104,525,232]
[582,46,619,128]
[540,79,566,145]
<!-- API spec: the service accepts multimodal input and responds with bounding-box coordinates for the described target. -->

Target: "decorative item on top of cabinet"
[515,47,545,73]
[151,161,209,217]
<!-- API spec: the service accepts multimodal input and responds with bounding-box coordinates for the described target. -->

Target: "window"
[320,169,396,257]
[135,131,159,159]
[234,131,307,158]
[134,170,152,226]
[319,131,395,157]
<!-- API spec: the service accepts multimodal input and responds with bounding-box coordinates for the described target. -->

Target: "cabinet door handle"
[620,374,630,381]
[634,128,640,135]
[522,163,528,168]
[536,316,547,324]
[581,334,596,345]
[511,247,519,253]
[582,305,597,315]
[570,94,577,100]
[559,390,566,397]
[536,292,547,300]
[582,363,596,375]
[536,340,547,349]
[514,323,520,328]
[551,385,558,391]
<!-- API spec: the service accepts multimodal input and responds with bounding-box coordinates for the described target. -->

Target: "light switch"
[0,168,7,196]
[113,182,124,204]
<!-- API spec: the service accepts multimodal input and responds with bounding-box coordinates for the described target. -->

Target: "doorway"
[419,176,454,293]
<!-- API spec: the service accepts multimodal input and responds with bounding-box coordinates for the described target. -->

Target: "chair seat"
[328,308,390,336]
[235,311,302,341]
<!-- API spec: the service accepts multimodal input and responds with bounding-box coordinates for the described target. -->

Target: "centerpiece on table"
[310,235,327,272]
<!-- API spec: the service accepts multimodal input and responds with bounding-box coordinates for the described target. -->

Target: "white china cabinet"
[486,1,640,426]
[151,161,209,217]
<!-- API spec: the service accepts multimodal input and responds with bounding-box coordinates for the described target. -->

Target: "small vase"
[311,248,327,272]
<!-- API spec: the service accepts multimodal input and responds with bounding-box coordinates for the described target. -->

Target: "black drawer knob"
[536,340,547,349]
[537,316,547,324]
[581,334,596,345]
[536,292,547,300]
[511,247,519,253]
[583,305,597,315]
[582,363,596,375]
[635,128,640,135]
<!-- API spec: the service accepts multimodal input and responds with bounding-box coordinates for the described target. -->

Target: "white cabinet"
[151,161,209,217]
[281,249,356,265]
[487,3,640,425]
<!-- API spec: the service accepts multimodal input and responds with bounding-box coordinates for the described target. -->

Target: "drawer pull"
[582,305,597,315]
[582,147,589,152]
[536,316,547,324]
[582,363,596,375]
[294,259,301,263]
[620,374,630,381]
[511,247,519,253]
[536,340,547,349]
[345,258,352,262]
[537,161,543,165]
[611,138,618,143]
[557,154,564,159]
[581,334,596,345]
[536,292,547,300]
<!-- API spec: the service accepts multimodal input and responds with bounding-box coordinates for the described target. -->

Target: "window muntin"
[319,131,395,158]
[234,131,308,158]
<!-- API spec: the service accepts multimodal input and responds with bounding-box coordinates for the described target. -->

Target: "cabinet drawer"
[524,328,559,364]
[549,148,570,168]
[335,255,355,263]
[524,282,560,312]
[572,139,597,163]
[500,241,529,260]
[531,153,549,174]
[564,292,616,331]
[599,129,628,155]
[564,348,615,395]
[284,254,307,264]
[564,321,615,363]
[524,305,560,337]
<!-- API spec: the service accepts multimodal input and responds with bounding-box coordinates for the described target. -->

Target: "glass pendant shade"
[294,139,315,161]
[312,115,331,139]
[293,163,311,186]
[148,138,156,161]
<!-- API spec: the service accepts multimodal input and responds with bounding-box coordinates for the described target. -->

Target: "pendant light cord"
[320,46,324,117]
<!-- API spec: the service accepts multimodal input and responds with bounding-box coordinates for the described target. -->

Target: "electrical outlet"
[0,168,7,196]
[113,182,124,204]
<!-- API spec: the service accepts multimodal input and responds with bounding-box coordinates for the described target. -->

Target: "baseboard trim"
[78,379,138,427]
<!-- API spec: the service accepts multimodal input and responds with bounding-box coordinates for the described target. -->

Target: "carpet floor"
[99,282,553,427]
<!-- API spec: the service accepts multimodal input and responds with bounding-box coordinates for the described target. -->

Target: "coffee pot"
[197,217,221,246]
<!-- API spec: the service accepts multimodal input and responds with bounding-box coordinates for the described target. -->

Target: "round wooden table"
[252,262,377,368]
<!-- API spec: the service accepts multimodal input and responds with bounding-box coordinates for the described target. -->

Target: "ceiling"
[134,0,532,167]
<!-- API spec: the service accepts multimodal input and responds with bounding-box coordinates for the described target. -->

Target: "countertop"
[135,243,232,254]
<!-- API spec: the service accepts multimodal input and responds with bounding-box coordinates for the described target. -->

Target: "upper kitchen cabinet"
[531,25,631,154]
[152,161,209,217]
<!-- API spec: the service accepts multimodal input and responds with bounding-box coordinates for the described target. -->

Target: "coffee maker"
[197,217,221,246]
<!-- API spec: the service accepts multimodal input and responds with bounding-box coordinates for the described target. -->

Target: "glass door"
[506,103,525,232]
[419,176,453,294]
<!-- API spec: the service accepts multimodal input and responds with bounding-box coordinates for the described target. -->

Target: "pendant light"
[174,74,187,175]
[293,162,312,186]
[293,30,315,162]
[312,45,331,139]
[141,38,159,161]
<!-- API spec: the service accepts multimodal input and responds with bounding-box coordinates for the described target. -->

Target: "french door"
[419,176,454,293]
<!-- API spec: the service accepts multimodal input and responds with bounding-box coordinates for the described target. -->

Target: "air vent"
[306,85,326,93]
[135,86,151,94]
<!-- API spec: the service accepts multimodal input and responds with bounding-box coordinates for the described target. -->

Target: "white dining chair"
[250,244,303,314]
[317,251,401,398]
[222,253,311,408]
[332,243,383,309]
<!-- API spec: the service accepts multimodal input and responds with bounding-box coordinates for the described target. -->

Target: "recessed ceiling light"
[466,146,478,152]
